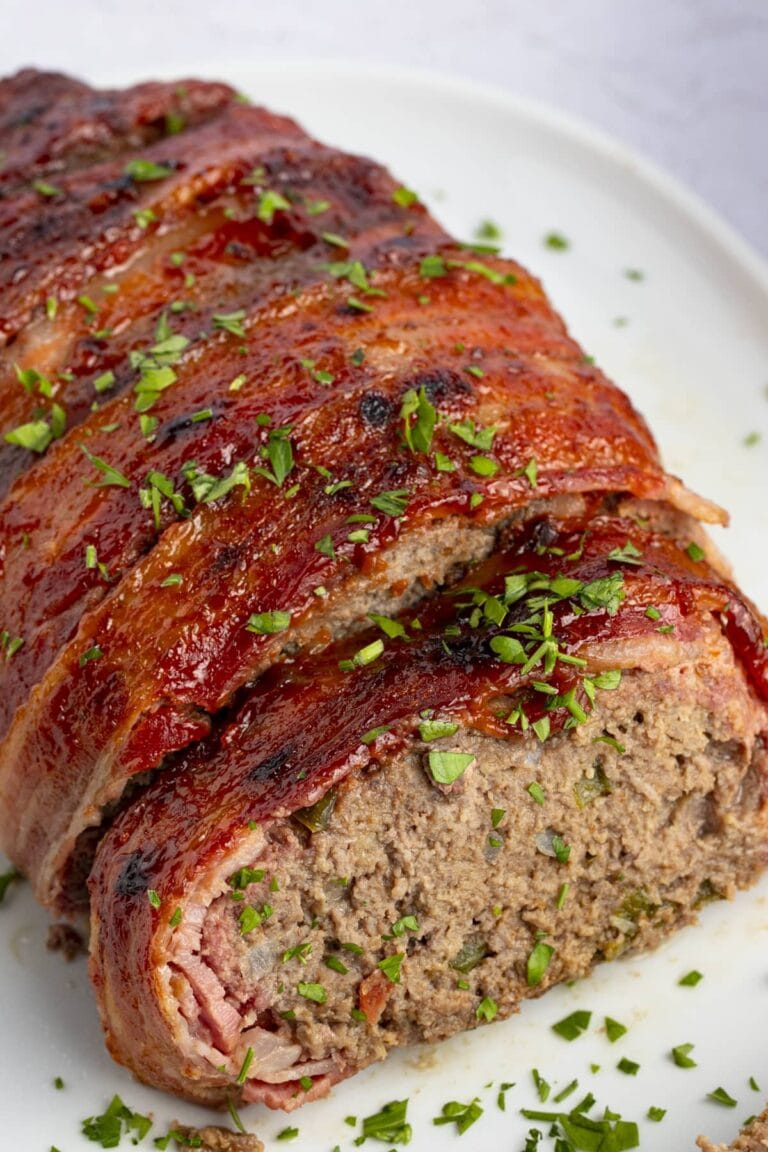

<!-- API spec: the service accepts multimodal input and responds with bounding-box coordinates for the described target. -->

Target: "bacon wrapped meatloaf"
[0,69,766,1114]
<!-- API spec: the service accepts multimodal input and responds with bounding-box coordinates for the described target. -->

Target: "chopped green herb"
[578,572,625,615]
[347,294,374,313]
[448,418,496,452]
[125,158,173,182]
[213,309,247,339]
[469,454,499,477]
[707,1087,737,1108]
[324,955,349,975]
[168,907,182,928]
[647,1106,666,1122]
[608,541,643,565]
[370,489,410,518]
[532,1069,551,1102]
[314,533,336,560]
[617,1057,639,1076]
[552,1010,591,1042]
[147,889,161,909]
[236,1046,254,1085]
[4,419,54,453]
[527,940,554,986]
[245,610,292,635]
[400,386,437,454]
[385,915,419,939]
[361,1099,412,1144]
[257,189,291,224]
[81,446,131,488]
[321,231,349,249]
[427,750,474,785]
[282,942,312,966]
[306,199,330,216]
[276,1127,299,1142]
[605,1017,628,1043]
[672,1043,697,1068]
[433,1098,483,1135]
[419,254,447,278]
[544,232,570,250]
[556,883,569,910]
[33,179,61,197]
[527,782,546,805]
[393,186,419,207]
[476,996,499,1022]
[377,952,405,983]
[339,638,384,671]
[81,1094,153,1147]
[679,970,703,987]
[79,645,103,666]
[93,370,116,394]
[685,542,705,563]
[361,725,390,745]
[297,982,327,1003]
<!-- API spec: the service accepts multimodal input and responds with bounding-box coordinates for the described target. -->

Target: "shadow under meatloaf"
[699,1109,768,1152]
[0,237,710,917]
[88,513,768,1111]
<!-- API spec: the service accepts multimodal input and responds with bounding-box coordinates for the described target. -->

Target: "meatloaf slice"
[699,1109,768,1151]
[88,513,768,1111]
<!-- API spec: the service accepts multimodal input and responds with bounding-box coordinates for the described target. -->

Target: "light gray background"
[1,0,766,256]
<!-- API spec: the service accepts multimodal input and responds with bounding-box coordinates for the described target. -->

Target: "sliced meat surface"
[88,514,768,1108]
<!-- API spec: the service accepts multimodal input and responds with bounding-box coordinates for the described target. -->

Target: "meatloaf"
[89,512,768,1109]
[0,69,766,1119]
[699,1109,768,1152]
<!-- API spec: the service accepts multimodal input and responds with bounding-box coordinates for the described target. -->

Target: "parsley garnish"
[297,981,326,1003]
[370,489,410,518]
[526,939,554,986]
[544,231,570,250]
[708,1087,737,1107]
[678,969,703,987]
[419,718,459,741]
[125,158,173,182]
[81,1095,152,1147]
[377,953,405,983]
[605,1017,628,1043]
[257,189,291,224]
[400,386,437,454]
[671,1043,697,1068]
[433,1099,483,1135]
[245,611,292,635]
[254,426,294,488]
[476,996,499,1022]
[552,1010,591,1041]
[427,751,474,785]
[81,446,131,488]
[361,1100,412,1143]
[212,310,247,338]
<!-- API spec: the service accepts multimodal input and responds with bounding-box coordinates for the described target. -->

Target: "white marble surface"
[0,0,766,257]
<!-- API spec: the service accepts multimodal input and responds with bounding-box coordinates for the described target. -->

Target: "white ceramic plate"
[2,62,768,1152]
